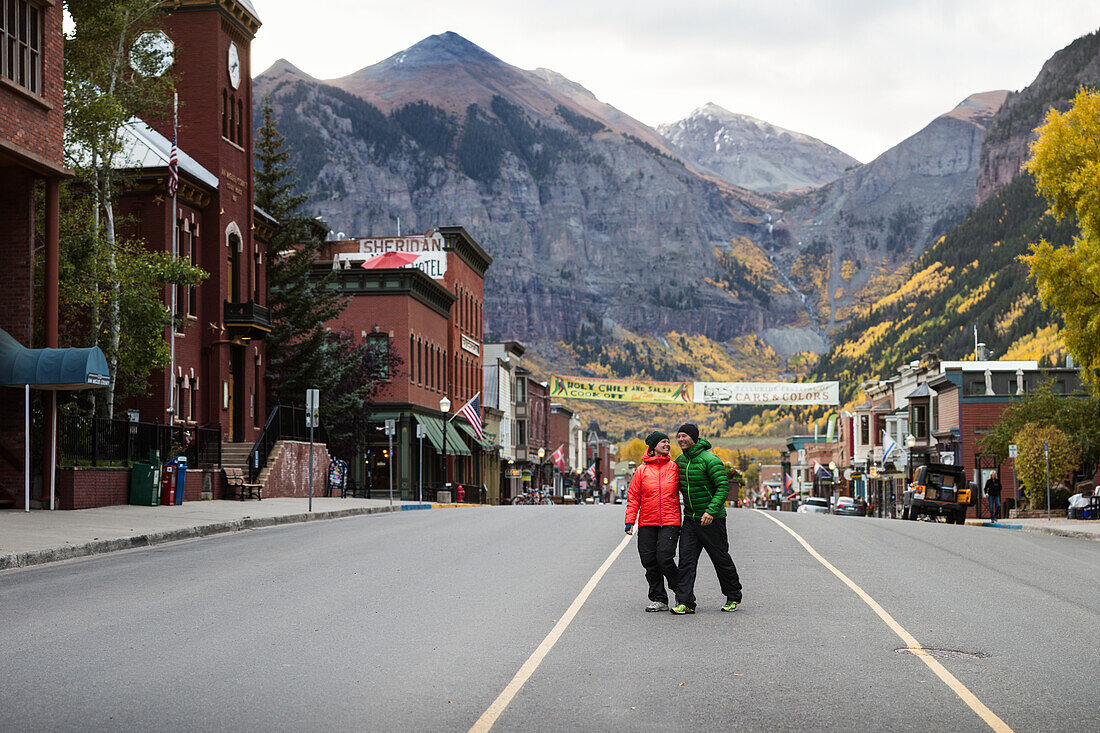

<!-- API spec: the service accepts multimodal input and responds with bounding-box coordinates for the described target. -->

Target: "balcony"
[223,300,272,341]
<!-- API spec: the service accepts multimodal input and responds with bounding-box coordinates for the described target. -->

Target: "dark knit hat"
[645,431,670,451]
[677,423,700,443]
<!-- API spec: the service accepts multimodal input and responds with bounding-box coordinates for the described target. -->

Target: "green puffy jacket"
[675,438,729,520]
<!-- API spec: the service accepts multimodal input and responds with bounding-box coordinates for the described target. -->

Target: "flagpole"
[167,91,178,426]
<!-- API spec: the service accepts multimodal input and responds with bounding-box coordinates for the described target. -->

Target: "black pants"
[676,517,742,608]
[637,525,680,603]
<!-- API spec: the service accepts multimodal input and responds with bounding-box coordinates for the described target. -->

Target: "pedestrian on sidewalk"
[624,431,681,613]
[985,472,1002,520]
[671,423,743,614]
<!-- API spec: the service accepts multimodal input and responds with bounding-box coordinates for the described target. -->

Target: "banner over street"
[693,381,839,405]
[550,375,692,403]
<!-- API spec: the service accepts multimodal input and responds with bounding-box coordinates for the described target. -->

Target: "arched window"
[410,334,416,384]
[237,99,244,144]
[222,90,228,138]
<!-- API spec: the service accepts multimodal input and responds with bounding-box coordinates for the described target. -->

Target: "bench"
[224,467,262,501]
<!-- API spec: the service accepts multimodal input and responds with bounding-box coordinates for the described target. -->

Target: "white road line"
[469,532,633,733]
[755,510,1013,733]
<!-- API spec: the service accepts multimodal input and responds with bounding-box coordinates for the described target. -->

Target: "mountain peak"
[257,58,316,82]
[379,31,504,71]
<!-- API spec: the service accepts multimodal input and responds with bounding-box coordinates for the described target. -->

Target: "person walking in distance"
[624,432,681,612]
[670,423,743,614]
[985,472,1003,520]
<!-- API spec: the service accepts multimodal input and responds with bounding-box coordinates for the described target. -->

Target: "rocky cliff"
[657,103,859,192]
[976,28,1100,204]
[253,34,805,346]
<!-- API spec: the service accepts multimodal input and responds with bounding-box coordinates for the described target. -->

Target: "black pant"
[676,517,742,608]
[637,525,680,603]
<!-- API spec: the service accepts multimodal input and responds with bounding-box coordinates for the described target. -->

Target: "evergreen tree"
[253,97,400,458]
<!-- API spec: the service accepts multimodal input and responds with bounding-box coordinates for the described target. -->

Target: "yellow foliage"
[839,260,859,282]
[1001,325,1064,362]
[834,320,892,361]
[995,293,1037,335]
[875,261,953,311]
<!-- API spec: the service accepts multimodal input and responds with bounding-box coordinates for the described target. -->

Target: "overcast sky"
[249,1,1100,163]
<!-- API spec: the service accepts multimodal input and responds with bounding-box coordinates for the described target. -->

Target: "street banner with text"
[693,381,839,405]
[550,375,693,403]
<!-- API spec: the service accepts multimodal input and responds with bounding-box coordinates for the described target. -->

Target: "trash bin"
[168,456,187,505]
[130,450,161,506]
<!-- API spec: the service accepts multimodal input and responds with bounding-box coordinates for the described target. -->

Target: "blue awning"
[0,328,110,390]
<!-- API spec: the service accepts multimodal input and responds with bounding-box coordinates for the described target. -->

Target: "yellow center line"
[469,532,634,733]
[755,510,1013,733]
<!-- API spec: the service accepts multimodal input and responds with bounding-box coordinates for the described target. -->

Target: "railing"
[58,414,221,467]
[248,405,325,482]
[223,299,272,330]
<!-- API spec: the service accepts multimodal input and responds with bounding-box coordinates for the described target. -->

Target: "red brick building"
[316,227,492,499]
[115,0,271,445]
[0,0,68,507]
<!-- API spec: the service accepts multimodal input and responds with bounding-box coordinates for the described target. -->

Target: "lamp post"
[904,434,917,520]
[440,397,451,499]
[537,446,545,496]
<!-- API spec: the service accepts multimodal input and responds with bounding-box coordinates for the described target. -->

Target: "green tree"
[63,1,204,415]
[1012,423,1080,509]
[1023,87,1100,394]
[254,97,400,459]
[980,382,1100,477]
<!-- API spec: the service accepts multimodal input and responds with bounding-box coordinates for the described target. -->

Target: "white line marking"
[469,532,633,733]
[755,510,1013,733]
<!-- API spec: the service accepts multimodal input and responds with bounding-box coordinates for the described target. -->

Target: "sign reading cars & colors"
[550,376,838,405]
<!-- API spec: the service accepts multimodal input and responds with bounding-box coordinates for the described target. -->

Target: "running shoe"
[645,601,669,612]
[721,600,739,612]
[670,604,695,615]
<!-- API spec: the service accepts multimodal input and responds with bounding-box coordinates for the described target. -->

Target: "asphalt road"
[2,505,1098,732]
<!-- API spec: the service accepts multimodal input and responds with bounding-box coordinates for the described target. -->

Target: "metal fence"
[59,414,221,467]
[248,406,325,482]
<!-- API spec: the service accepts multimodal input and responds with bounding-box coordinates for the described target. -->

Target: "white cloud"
[248,0,1100,162]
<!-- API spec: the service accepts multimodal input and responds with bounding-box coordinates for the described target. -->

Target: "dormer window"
[1,0,42,95]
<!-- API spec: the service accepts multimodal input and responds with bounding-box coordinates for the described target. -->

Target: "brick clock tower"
[156,1,268,443]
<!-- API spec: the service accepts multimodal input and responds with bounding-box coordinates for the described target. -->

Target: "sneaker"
[670,603,695,615]
[645,601,669,613]
[721,600,739,612]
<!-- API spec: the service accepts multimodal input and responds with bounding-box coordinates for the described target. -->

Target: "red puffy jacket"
[625,453,681,527]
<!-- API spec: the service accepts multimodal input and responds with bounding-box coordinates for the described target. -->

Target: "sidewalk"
[0,497,479,571]
[965,516,1100,542]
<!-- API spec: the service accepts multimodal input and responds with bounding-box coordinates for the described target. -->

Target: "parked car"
[797,497,830,514]
[835,497,866,516]
[901,463,973,523]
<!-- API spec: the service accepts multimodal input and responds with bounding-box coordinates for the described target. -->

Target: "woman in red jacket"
[625,431,682,612]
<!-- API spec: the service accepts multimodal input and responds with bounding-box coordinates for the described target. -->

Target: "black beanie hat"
[677,423,700,443]
[645,431,669,451]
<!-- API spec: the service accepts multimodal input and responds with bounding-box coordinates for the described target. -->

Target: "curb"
[966,519,1100,542]
[0,504,409,572]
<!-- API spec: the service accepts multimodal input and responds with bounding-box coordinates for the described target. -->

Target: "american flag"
[167,141,179,196]
[453,392,483,442]
[586,463,596,481]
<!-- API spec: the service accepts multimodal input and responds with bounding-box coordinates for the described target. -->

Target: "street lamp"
[440,396,451,496]
[537,446,545,494]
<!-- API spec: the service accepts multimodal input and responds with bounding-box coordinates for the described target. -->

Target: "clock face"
[227,42,241,89]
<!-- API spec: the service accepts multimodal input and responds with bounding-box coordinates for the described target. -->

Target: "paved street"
[2,505,1098,732]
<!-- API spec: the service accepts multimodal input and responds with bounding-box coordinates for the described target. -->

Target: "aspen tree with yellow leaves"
[1023,87,1100,393]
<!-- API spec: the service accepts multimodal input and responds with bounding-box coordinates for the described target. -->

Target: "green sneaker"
[670,603,695,615]
[721,600,739,612]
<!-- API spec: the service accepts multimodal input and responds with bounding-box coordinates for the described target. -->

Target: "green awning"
[414,415,471,456]
[0,328,110,390]
[457,421,493,450]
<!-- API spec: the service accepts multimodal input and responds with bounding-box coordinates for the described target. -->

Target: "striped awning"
[414,415,471,456]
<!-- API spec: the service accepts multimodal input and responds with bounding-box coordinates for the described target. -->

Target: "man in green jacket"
[670,423,743,614]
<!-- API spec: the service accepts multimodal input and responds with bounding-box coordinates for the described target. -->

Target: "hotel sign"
[461,334,480,356]
[331,234,448,279]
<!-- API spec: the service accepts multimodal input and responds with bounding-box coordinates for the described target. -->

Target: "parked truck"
[900,463,974,524]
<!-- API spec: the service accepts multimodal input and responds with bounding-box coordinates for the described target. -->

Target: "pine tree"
[253,97,400,458]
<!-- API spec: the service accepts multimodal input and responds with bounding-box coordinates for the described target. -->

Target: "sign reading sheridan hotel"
[550,376,838,405]
[331,234,448,279]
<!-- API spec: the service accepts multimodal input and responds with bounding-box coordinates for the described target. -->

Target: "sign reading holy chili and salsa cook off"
[550,376,838,405]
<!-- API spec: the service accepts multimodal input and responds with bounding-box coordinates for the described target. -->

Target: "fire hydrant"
[456,485,465,503]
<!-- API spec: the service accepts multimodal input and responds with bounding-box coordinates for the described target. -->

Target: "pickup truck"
[900,463,973,524]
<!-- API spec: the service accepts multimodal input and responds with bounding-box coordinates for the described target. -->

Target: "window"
[931,396,939,433]
[367,333,389,381]
[253,357,261,427]
[1,1,42,95]
[252,250,261,301]
[514,376,527,404]
[236,99,244,145]
[860,415,869,445]
[174,217,184,323]
[515,419,527,447]
[911,404,928,440]
[222,90,228,138]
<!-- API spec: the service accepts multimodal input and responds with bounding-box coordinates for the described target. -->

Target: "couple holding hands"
[624,423,743,615]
